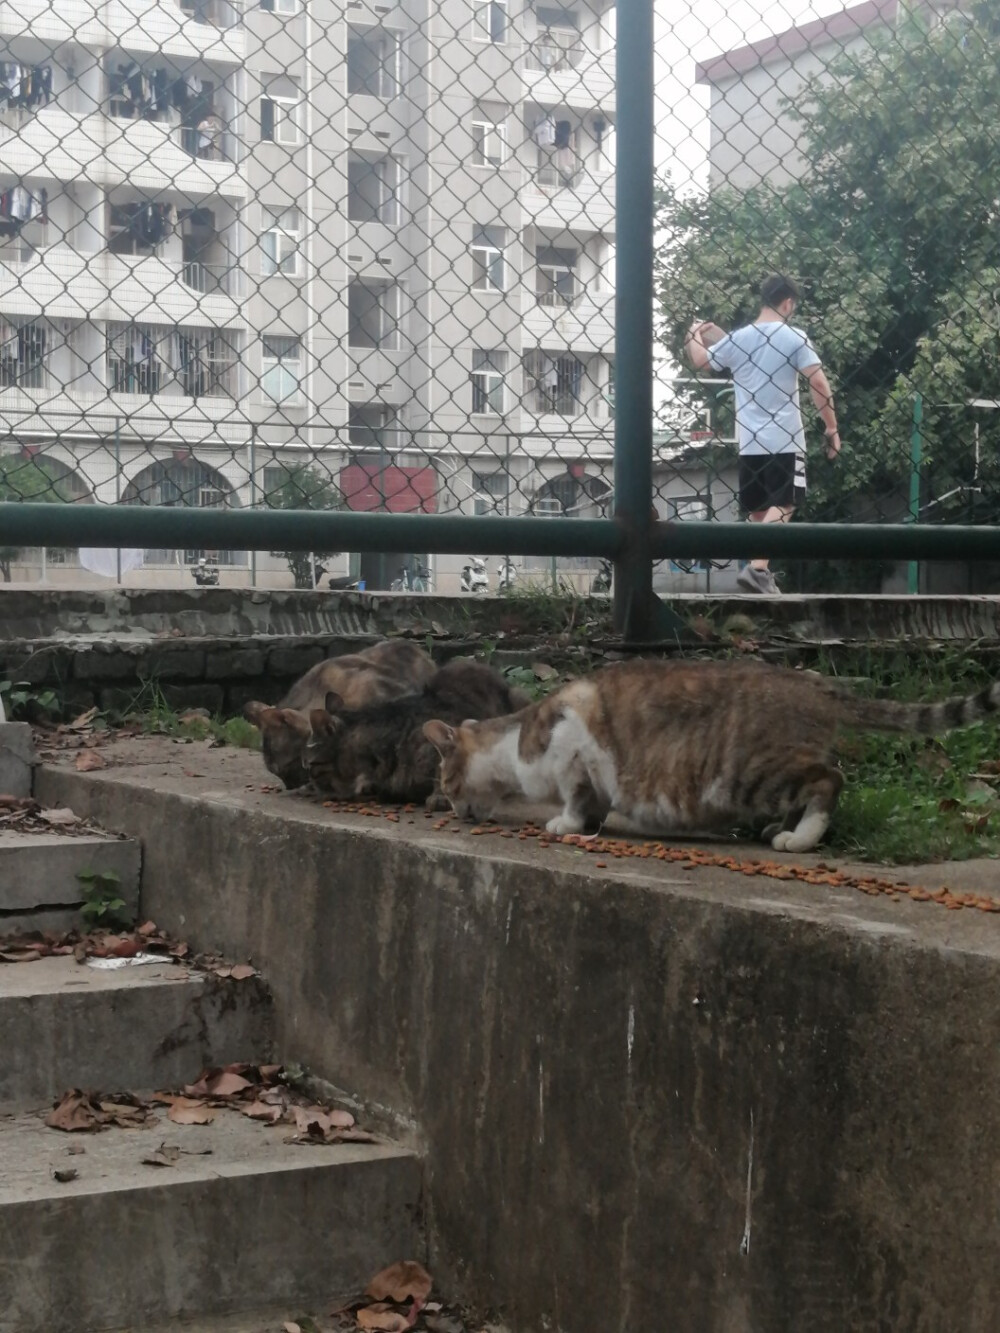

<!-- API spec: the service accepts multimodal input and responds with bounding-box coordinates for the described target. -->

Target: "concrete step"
[0,828,140,934]
[0,955,274,1112]
[0,1107,422,1333]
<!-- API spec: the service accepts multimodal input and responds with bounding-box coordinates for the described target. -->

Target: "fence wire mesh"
[0,0,995,595]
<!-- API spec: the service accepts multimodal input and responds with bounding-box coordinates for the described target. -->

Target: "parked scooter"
[496,558,517,592]
[591,558,612,594]
[460,557,489,594]
[327,575,361,591]
[191,557,219,587]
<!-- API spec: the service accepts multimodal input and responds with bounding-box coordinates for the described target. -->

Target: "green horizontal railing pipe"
[649,521,1000,561]
[0,503,625,558]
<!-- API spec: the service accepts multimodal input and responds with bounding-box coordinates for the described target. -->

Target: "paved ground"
[37,732,1000,962]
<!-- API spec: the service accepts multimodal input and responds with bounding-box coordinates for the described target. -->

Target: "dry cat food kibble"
[313,795,999,914]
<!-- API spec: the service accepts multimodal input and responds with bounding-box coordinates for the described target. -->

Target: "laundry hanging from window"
[0,186,48,229]
[109,63,184,120]
[0,63,53,111]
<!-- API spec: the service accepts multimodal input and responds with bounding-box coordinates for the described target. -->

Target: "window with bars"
[471,349,507,416]
[472,468,508,515]
[347,27,402,101]
[261,205,302,276]
[472,104,508,167]
[260,77,302,144]
[347,156,402,226]
[107,324,236,397]
[471,225,507,293]
[348,281,400,350]
[0,320,47,389]
[261,334,302,402]
[472,0,508,43]
[535,244,579,305]
[524,350,585,415]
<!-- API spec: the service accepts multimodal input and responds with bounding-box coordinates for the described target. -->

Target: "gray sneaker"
[736,565,781,595]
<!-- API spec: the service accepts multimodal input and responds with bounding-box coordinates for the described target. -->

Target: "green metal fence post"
[613,0,655,638]
[907,392,923,595]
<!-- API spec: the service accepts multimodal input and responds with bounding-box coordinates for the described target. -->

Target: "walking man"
[684,273,840,594]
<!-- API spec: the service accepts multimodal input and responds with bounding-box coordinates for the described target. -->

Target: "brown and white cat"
[245,639,435,789]
[423,658,1000,852]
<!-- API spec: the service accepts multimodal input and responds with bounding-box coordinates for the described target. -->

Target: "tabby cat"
[307,658,524,806]
[244,639,435,789]
[423,658,1000,852]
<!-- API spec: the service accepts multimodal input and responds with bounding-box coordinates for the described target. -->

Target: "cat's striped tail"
[843,681,1000,734]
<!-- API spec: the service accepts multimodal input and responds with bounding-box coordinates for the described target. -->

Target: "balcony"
[0,249,244,327]
[521,42,615,111]
[523,290,614,353]
[0,109,246,199]
[522,170,615,234]
[0,1,245,63]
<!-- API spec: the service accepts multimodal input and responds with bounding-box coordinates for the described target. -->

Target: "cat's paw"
[771,827,823,853]
[761,821,782,843]
[546,813,585,836]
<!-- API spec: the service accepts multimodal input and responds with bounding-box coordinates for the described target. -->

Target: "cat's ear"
[277,708,312,738]
[243,700,268,725]
[309,707,340,739]
[324,691,347,714]
[423,719,457,752]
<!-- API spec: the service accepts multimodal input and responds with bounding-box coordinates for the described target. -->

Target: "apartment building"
[0,0,616,590]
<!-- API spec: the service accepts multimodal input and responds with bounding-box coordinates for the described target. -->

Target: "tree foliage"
[0,454,78,582]
[263,463,344,589]
[656,1,1000,584]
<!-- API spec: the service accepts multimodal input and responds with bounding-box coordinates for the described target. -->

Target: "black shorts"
[739,453,806,513]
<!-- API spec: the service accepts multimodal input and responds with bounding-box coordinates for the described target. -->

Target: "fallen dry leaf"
[282,1324,302,1333]
[142,1145,181,1168]
[239,1099,284,1123]
[229,963,257,981]
[366,1261,433,1305]
[38,807,81,826]
[356,1304,413,1332]
[74,751,107,772]
[46,1090,107,1133]
[167,1100,215,1126]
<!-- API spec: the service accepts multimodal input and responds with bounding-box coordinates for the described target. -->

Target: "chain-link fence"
[0,0,997,598]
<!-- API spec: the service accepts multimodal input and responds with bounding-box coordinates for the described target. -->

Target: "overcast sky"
[653,0,852,186]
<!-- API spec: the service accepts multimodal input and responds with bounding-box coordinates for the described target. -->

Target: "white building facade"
[0,0,616,589]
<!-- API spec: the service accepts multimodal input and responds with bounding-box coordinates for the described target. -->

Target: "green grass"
[822,649,1000,864]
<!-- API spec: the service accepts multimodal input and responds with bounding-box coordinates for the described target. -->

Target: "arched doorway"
[123,457,245,567]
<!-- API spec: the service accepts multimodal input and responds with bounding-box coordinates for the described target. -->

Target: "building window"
[472,104,508,167]
[472,469,508,516]
[536,245,578,306]
[261,335,302,402]
[107,324,236,397]
[260,0,298,12]
[260,77,302,144]
[261,205,301,276]
[472,0,507,42]
[471,225,507,293]
[347,26,401,100]
[348,281,400,350]
[180,330,236,398]
[529,5,583,71]
[471,350,507,416]
[524,350,584,415]
[0,320,46,389]
[108,203,173,256]
[349,405,401,453]
[347,155,402,226]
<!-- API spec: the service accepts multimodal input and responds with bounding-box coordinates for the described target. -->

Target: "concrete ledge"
[36,748,1000,1333]
[0,956,274,1111]
[0,723,36,798]
[0,832,140,934]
